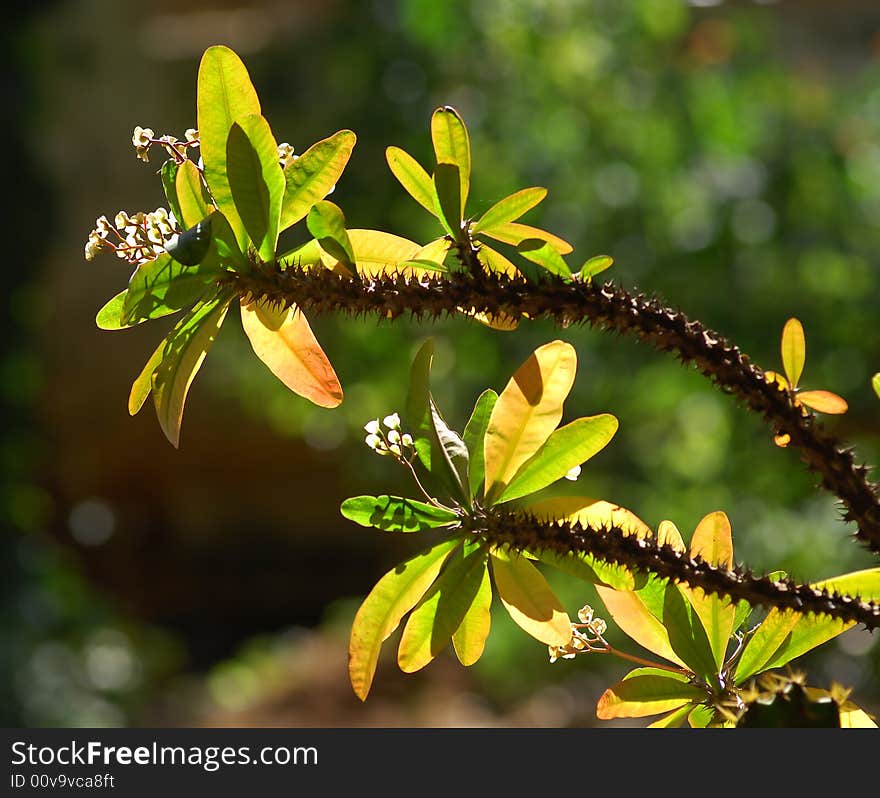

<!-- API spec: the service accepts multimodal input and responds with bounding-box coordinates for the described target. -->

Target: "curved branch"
[224,264,880,557]
[469,509,880,630]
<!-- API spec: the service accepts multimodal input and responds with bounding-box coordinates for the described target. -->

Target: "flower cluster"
[548,605,608,663]
[132,125,199,164]
[364,413,414,461]
[84,208,179,266]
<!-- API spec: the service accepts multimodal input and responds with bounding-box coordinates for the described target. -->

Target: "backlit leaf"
[579,255,614,281]
[96,291,130,330]
[128,339,165,415]
[197,45,260,249]
[398,545,488,673]
[343,229,421,277]
[597,670,703,720]
[648,704,692,728]
[781,317,805,389]
[483,340,577,504]
[161,160,183,229]
[151,288,234,447]
[226,114,284,261]
[386,146,436,216]
[430,106,470,210]
[280,129,356,230]
[463,389,498,500]
[490,549,571,645]
[480,221,572,255]
[349,538,459,700]
[873,373,880,399]
[516,239,572,279]
[240,298,342,408]
[477,243,520,278]
[688,704,715,728]
[175,159,210,229]
[452,562,492,666]
[498,414,618,503]
[412,237,451,269]
[797,390,848,414]
[656,520,686,552]
[433,162,462,239]
[472,187,547,233]
[307,200,355,270]
[340,495,459,532]
[278,238,325,270]
[733,609,800,684]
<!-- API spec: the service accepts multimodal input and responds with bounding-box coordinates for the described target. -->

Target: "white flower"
[564,464,581,481]
[132,125,154,148]
[401,433,413,447]
[389,444,402,457]
[387,429,401,444]
[577,605,594,624]
[383,413,401,430]
[184,128,199,143]
[364,433,383,450]
[364,419,380,435]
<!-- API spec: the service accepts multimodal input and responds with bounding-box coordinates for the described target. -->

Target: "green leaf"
[452,562,492,666]
[306,200,355,270]
[161,160,183,228]
[201,210,247,271]
[734,609,799,684]
[688,704,715,728]
[472,187,547,233]
[648,704,693,728]
[596,671,703,720]
[432,162,462,240]
[128,339,165,416]
[340,495,459,532]
[534,549,634,592]
[349,538,459,701]
[479,221,573,255]
[122,251,221,326]
[278,239,325,270]
[873,373,880,399]
[516,239,572,279]
[386,146,437,216]
[498,414,618,503]
[483,340,577,504]
[175,159,210,229]
[463,389,498,500]
[226,114,285,261]
[781,317,805,389]
[398,544,488,673]
[280,129,356,230]
[151,288,234,447]
[430,106,471,210]
[660,582,719,683]
[430,399,469,503]
[344,229,421,277]
[490,549,571,645]
[579,255,614,281]
[96,291,131,330]
[197,45,261,250]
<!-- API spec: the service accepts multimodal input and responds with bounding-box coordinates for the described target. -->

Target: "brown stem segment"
[222,265,880,557]
[467,510,880,630]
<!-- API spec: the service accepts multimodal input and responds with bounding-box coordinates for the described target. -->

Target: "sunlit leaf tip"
[781,317,805,389]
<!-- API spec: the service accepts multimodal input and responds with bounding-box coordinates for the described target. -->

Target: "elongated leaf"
[483,340,577,504]
[463,390,498,500]
[452,563,492,666]
[398,545,488,673]
[873,373,880,399]
[498,414,618,503]
[656,520,686,552]
[473,187,547,233]
[431,106,470,210]
[579,255,614,281]
[648,704,693,728]
[660,581,718,682]
[226,114,284,261]
[490,549,571,645]
[280,129,356,230]
[412,237,451,269]
[734,609,799,684]
[151,288,234,447]
[430,398,469,501]
[516,239,572,279]
[534,549,633,592]
[343,229,421,277]
[123,252,221,326]
[597,671,703,720]
[307,200,355,270]
[96,291,130,330]
[680,511,736,671]
[781,317,805,389]
[161,160,183,228]
[240,298,343,408]
[797,390,848,414]
[340,495,459,532]
[175,159,210,229]
[688,704,715,728]
[128,339,166,415]
[386,146,437,216]
[349,538,459,700]
[433,162,463,240]
[197,45,260,249]
[480,221,573,255]
[477,243,520,278]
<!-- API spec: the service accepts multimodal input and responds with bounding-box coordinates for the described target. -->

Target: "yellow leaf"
[797,390,848,414]
[412,237,451,270]
[480,221,573,255]
[452,563,493,666]
[483,340,577,502]
[466,309,521,331]
[773,432,791,448]
[478,243,520,278]
[342,229,421,277]
[175,160,209,229]
[596,671,703,720]
[656,520,686,552]
[763,370,790,392]
[647,704,692,728]
[595,586,689,668]
[240,299,342,407]
[431,106,471,210]
[733,608,800,683]
[781,317,805,389]
[526,496,652,538]
[490,550,571,645]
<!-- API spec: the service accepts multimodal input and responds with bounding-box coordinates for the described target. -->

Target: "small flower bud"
[387,429,401,444]
[364,419,380,435]
[383,413,401,430]
[365,433,382,450]
[389,444,402,457]
[401,433,413,447]
[577,605,593,624]
[185,128,199,143]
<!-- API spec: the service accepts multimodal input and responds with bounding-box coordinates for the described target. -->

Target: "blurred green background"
[4,0,880,727]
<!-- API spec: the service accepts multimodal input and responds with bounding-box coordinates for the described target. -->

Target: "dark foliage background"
[4,0,880,726]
